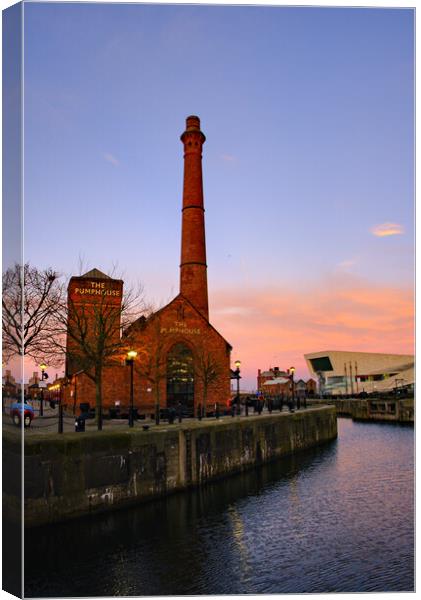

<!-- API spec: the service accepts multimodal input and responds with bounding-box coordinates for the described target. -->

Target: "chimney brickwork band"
[179,115,209,320]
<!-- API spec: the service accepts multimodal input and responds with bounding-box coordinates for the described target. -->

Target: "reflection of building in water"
[305,350,414,395]
[65,117,232,413]
[227,505,252,578]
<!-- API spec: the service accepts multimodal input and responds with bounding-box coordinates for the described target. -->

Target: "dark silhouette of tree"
[2,263,64,364]
[127,315,167,417]
[51,273,149,430]
[194,347,222,415]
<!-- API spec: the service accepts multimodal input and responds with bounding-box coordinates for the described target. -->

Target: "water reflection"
[24,420,413,596]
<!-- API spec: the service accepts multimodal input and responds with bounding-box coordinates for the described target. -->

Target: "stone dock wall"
[308,397,414,423]
[4,406,336,526]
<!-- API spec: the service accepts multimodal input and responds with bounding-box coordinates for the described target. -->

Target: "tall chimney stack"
[179,115,209,320]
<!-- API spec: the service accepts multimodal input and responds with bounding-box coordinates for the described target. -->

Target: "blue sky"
[21,3,414,386]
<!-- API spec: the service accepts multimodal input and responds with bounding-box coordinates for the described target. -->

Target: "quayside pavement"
[3,400,331,436]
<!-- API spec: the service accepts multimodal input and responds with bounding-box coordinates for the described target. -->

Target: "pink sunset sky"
[17,270,414,391]
[210,275,414,389]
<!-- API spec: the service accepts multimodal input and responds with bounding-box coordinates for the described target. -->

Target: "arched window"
[166,343,194,409]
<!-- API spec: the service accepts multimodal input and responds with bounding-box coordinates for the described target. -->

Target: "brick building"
[257,367,290,390]
[257,367,316,398]
[2,369,17,397]
[65,116,232,415]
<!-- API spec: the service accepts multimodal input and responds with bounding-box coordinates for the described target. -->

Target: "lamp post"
[126,350,137,427]
[58,378,68,434]
[234,360,241,416]
[39,362,47,416]
[290,366,295,410]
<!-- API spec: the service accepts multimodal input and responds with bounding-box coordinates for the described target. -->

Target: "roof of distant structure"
[364,362,414,376]
[263,377,290,385]
[81,268,111,279]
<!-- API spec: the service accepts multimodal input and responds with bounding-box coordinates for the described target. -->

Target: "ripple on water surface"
[24,418,414,596]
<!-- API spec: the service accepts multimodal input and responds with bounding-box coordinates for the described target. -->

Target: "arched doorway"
[166,343,194,409]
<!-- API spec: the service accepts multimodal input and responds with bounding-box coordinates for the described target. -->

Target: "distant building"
[257,367,316,398]
[257,367,289,389]
[28,371,41,386]
[304,350,414,395]
[2,370,17,397]
[295,378,317,397]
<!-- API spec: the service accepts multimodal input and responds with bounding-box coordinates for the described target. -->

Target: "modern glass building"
[304,350,414,395]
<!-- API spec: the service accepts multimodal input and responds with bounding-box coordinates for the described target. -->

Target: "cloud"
[371,222,404,237]
[221,154,237,163]
[210,277,414,389]
[103,153,120,167]
[337,258,356,269]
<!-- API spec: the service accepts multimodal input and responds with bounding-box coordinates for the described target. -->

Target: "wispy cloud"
[103,152,120,167]
[221,154,237,163]
[371,222,404,237]
[337,258,356,269]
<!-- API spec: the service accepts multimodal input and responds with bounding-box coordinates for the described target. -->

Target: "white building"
[304,350,414,395]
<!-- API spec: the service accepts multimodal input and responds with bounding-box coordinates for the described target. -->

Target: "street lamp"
[39,362,47,417]
[234,360,241,416]
[126,350,137,427]
[290,366,295,410]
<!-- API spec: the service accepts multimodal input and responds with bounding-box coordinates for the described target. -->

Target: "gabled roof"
[126,293,232,349]
[263,377,290,385]
[81,268,111,279]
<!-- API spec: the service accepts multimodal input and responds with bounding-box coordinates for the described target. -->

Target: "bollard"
[177,402,182,423]
[98,405,103,431]
[197,404,202,420]
[215,404,220,419]
[155,403,160,426]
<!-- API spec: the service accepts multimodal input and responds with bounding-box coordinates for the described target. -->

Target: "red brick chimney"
[180,115,209,320]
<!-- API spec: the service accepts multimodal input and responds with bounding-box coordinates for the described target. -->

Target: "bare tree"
[194,347,222,416]
[129,315,167,418]
[51,275,149,430]
[2,263,64,364]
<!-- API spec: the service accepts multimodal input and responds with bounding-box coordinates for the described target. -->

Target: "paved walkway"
[3,402,314,436]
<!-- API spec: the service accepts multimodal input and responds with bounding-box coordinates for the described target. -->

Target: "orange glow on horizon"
[4,278,414,391]
[210,279,414,387]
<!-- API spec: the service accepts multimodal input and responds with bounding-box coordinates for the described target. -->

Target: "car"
[10,401,35,427]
